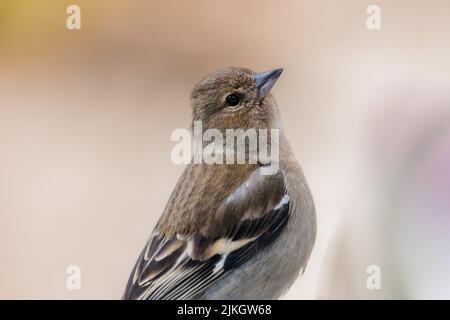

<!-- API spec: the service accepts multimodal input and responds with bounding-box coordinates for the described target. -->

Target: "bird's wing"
[123,167,290,300]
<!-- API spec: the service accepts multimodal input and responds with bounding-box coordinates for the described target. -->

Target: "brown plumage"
[123,67,316,300]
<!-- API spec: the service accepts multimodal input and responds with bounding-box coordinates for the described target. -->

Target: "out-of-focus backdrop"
[1,0,449,299]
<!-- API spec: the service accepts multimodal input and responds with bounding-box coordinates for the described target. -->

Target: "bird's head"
[190,67,283,131]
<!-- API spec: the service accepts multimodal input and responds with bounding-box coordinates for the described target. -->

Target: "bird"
[123,67,316,300]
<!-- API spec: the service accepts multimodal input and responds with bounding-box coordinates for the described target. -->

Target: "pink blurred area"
[1,0,449,299]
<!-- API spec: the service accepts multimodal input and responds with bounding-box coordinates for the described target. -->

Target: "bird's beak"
[254,68,283,99]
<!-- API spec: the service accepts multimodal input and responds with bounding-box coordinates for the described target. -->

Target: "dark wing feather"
[123,195,290,300]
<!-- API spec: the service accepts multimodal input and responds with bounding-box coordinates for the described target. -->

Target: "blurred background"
[1,0,449,299]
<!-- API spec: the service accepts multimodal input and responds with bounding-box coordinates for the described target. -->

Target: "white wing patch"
[274,194,290,210]
[213,254,228,274]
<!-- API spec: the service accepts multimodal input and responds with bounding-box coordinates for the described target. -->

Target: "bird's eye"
[225,93,240,106]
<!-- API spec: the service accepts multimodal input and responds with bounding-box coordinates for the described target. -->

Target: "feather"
[123,188,290,300]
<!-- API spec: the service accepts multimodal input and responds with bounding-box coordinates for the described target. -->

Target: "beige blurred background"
[1,0,450,299]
